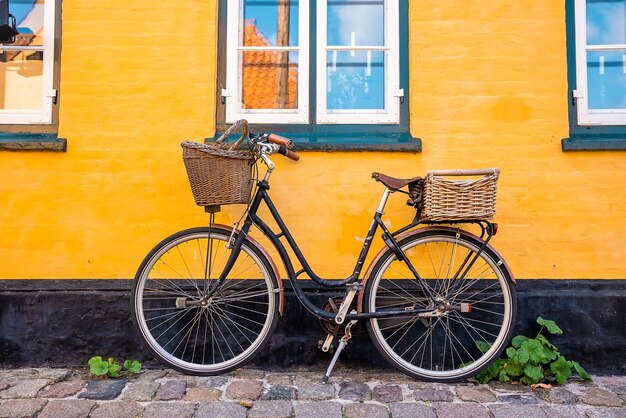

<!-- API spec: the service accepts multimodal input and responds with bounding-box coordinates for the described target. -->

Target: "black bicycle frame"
[214,178,489,322]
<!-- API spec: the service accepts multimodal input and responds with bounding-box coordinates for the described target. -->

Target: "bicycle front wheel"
[132,226,280,375]
[364,227,516,382]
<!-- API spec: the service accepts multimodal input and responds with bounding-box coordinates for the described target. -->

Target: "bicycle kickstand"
[322,318,358,383]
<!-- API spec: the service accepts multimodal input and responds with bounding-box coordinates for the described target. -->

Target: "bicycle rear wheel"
[131,226,280,375]
[364,227,516,382]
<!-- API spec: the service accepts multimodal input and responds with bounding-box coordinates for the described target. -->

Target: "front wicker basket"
[422,168,499,221]
[182,142,253,207]
[181,119,253,210]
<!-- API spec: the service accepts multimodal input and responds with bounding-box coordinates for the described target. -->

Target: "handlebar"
[277,145,301,161]
[268,133,294,149]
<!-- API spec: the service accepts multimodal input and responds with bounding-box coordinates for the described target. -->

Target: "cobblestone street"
[0,365,624,418]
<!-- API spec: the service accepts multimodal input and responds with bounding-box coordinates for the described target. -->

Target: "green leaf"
[536,334,558,350]
[511,335,528,348]
[550,356,572,385]
[506,347,517,359]
[476,340,492,354]
[521,339,547,364]
[88,357,109,376]
[523,364,544,384]
[537,317,563,335]
[571,361,592,381]
[504,361,524,377]
[108,361,122,378]
[475,359,503,384]
[498,369,511,383]
[124,360,142,374]
[516,347,530,363]
[88,356,103,366]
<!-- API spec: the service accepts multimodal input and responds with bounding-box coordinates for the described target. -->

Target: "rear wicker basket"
[422,168,499,221]
[181,120,254,210]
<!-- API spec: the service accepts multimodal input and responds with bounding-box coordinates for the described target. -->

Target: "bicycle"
[131,120,516,383]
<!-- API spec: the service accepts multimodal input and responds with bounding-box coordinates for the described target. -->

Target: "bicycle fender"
[211,223,284,316]
[356,226,515,313]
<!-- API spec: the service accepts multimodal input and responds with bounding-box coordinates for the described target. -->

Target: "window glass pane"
[586,0,626,45]
[10,0,44,46]
[327,0,384,46]
[0,49,43,110]
[241,0,299,47]
[586,50,626,109]
[326,50,384,110]
[240,51,299,110]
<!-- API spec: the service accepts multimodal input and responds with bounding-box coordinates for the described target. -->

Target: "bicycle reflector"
[461,303,471,313]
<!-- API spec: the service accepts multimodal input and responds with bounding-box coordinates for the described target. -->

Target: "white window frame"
[224,0,310,124]
[316,0,401,124]
[574,0,626,125]
[0,0,56,124]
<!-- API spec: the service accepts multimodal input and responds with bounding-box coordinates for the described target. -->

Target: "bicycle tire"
[131,226,280,375]
[363,227,516,382]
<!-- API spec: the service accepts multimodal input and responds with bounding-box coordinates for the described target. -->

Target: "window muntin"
[575,0,626,125]
[224,0,400,125]
[0,0,55,124]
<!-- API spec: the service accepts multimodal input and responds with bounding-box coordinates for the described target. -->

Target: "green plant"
[475,317,592,385]
[88,356,142,378]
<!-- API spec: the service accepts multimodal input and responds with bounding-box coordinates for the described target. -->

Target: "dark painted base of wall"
[1,279,624,374]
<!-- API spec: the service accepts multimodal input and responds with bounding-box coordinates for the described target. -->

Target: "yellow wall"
[0,0,624,280]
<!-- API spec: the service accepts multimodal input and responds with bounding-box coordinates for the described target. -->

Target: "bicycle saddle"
[372,172,422,191]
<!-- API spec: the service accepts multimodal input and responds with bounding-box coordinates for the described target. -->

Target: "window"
[222,0,403,127]
[0,0,56,125]
[573,0,626,125]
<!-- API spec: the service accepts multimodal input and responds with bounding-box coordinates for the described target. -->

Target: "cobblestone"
[297,382,336,400]
[195,402,247,418]
[0,398,47,418]
[184,387,221,401]
[0,379,50,399]
[435,402,491,418]
[343,402,389,418]
[38,379,85,398]
[121,381,160,401]
[293,401,343,418]
[0,366,621,418]
[225,379,263,400]
[489,404,548,418]
[413,387,454,402]
[89,401,144,418]
[456,385,497,403]
[154,379,187,401]
[540,405,586,418]
[338,381,371,401]
[142,402,195,418]
[37,399,96,418]
[77,379,127,400]
[389,402,436,418]
[580,387,624,407]
[261,385,297,400]
[247,400,293,418]
[534,387,579,404]
[373,384,404,403]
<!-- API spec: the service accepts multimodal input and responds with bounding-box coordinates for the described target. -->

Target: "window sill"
[207,131,422,152]
[0,133,67,152]
[561,135,626,151]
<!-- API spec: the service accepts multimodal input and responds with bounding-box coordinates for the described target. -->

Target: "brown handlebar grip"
[284,149,300,162]
[268,133,294,148]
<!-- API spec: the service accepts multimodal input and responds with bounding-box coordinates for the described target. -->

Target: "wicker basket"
[181,120,253,210]
[422,168,499,221]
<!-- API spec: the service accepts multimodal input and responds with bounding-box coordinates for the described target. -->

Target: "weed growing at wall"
[475,317,592,385]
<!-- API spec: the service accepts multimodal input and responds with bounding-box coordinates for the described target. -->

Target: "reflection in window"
[0,0,53,123]
[326,50,384,110]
